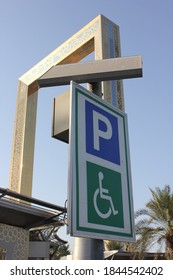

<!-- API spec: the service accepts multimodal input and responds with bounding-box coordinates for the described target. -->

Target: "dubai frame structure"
[9,15,125,197]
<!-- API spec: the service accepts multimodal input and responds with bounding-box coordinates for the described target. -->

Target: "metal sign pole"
[72,237,104,260]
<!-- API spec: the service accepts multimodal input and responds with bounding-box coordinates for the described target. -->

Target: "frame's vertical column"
[95,15,124,111]
[9,81,38,196]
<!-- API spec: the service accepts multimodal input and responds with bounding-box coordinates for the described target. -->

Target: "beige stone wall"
[0,223,29,260]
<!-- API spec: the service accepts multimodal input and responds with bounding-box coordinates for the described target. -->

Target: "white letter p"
[93,111,112,151]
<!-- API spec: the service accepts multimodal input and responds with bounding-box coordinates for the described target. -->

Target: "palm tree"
[104,240,123,251]
[50,244,70,260]
[135,185,173,259]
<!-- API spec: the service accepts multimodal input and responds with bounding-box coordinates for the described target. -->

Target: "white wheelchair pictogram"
[93,171,118,219]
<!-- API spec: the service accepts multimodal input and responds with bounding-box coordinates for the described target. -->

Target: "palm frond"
[134,185,173,259]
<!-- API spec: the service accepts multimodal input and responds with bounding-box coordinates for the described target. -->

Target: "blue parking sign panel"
[68,81,135,242]
[85,101,120,165]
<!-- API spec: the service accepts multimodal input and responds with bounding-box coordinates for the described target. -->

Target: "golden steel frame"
[9,15,124,196]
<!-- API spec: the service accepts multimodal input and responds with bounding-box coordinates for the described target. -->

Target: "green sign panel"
[68,82,135,242]
[87,162,124,228]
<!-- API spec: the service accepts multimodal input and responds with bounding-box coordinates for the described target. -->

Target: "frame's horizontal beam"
[38,56,142,87]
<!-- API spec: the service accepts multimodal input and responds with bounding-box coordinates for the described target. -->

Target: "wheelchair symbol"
[93,172,118,219]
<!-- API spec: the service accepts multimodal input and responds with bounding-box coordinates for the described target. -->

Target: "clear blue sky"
[1,0,173,247]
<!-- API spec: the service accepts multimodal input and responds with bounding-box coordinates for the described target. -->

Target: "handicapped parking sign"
[68,81,135,242]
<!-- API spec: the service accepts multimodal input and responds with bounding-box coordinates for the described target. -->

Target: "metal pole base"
[72,237,104,260]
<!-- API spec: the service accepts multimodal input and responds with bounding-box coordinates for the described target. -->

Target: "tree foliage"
[134,185,173,259]
[104,240,123,251]
[50,244,70,260]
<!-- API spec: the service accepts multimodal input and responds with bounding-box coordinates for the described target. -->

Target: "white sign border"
[68,81,135,242]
